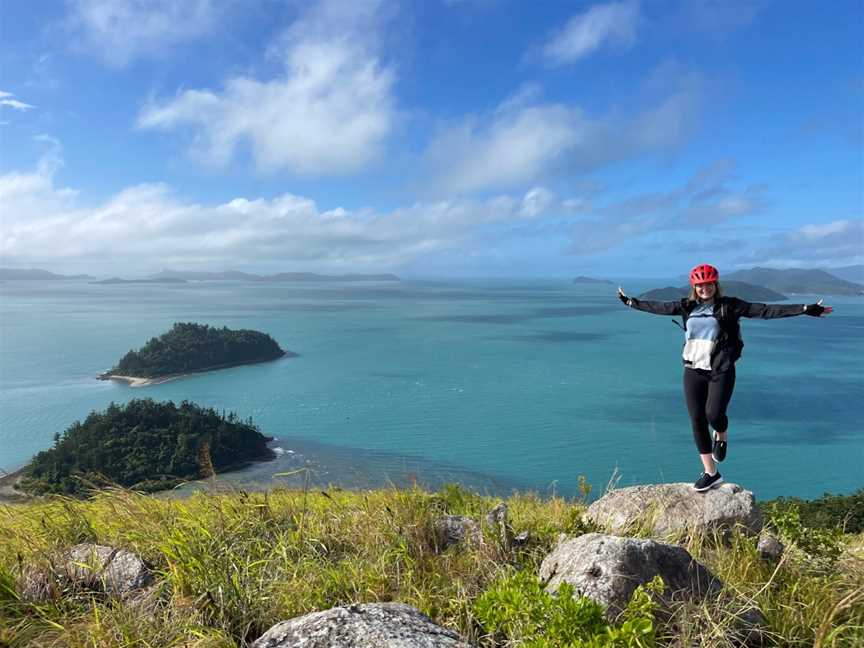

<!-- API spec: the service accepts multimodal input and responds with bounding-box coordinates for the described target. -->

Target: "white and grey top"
[682,302,720,370]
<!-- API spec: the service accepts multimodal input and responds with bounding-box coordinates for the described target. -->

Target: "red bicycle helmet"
[690,264,719,286]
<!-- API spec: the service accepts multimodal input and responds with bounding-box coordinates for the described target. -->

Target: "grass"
[0,482,862,647]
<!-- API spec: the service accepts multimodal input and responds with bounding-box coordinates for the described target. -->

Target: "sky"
[0,0,861,279]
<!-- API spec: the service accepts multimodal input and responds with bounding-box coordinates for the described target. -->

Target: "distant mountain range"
[91,277,188,285]
[572,276,614,285]
[820,265,864,284]
[0,268,400,283]
[0,268,96,280]
[724,267,863,296]
[148,270,401,282]
[639,281,787,302]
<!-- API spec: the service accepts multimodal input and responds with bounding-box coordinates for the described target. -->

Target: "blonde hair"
[688,281,723,302]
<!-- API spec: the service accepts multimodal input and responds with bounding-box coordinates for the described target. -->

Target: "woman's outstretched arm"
[617,286,684,316]
[728,296,834,319]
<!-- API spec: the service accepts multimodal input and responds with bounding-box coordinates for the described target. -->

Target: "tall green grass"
[1,483,861,647]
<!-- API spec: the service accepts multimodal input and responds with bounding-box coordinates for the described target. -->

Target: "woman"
[617,264,832,492]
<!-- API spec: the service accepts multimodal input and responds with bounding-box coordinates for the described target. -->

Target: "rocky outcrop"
[250,602,475,648]
[584,483,763,539]
[539,533,721,620]
[18,543,153,603]
[433,515,482,551]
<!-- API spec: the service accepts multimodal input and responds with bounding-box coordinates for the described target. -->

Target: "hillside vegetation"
[1,483,861,647]
[638,281,786,302]
[18,399,274,496]
[106,322,287,379]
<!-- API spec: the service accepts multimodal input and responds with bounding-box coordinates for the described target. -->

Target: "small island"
[99,322,293,386]
[16,398,275,496]
[573,276,615,285]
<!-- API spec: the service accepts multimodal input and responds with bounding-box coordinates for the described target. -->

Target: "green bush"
[762,489,864,533]
[767,503,844,565]
[474,569,659,647]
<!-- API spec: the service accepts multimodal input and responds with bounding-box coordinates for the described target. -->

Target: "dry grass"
[0,483,861,647]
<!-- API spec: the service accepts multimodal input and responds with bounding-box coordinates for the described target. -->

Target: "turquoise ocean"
[1,278,861,501]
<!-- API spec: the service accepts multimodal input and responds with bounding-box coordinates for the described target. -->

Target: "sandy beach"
[99,373,189,387]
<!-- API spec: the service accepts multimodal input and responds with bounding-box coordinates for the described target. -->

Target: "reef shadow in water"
[491,331,610,344]
[171,436,529,498]
[412,304,617,326]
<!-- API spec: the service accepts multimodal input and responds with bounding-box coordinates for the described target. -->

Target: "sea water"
[1,278,861,501]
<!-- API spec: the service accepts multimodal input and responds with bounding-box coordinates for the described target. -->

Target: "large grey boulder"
[250,603,475,648]
[18,543,153,602]
[63,544,154,595]
[539,533,722,620]
[584,483,762,539]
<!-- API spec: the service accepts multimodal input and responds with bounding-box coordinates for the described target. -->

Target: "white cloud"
[0,147,574,273]
[797,220,856,239]
[541,0,640,66]
[426,70,702,193]
[520,187,556,219]
[568,160,766,255]
[138,0,396,176]
[0,91,35,111]
[735,219,864,268]
[66,0,217,67]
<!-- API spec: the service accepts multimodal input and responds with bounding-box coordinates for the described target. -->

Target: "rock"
[484,503,512,549]
[737,607,769,647]
[584,483,763,539]
[514,531,530,546]
[756,532,784,563]
[539,533,722,620]
[17,568,54,603]
[62,544,154,596]
[250,602,475,648]
[17,543,153,603]
[433,515,482,550]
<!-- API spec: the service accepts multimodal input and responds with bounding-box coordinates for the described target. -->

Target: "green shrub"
[762,488,864,533]
[474,569,659,647]
[766,503,844,565]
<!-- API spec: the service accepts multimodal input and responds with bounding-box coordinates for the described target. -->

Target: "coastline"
[0,467,29,504]
[97,351,293,387]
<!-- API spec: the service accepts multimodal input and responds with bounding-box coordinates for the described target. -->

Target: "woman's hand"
[803,298,833,317]
[617,286,631,306]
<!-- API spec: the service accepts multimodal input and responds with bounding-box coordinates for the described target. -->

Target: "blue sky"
[0,0,861,278]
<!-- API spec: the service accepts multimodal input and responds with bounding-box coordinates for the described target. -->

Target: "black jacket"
[623,295,807,373]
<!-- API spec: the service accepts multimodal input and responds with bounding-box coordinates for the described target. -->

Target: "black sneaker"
[712,438,727,463]
[693,471,723,492]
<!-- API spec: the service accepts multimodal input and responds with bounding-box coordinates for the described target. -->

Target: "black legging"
[683,366,736,454]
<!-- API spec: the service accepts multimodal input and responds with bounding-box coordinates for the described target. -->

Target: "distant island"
[150,269,401,282]
[724,267,864,296]
[0,268,95,280]
[573,276,615,285]
[91,277,188,285]
[819,264,864,284]
[638,281,787,302]
[99,322,293,386]
[16,398,274,496]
